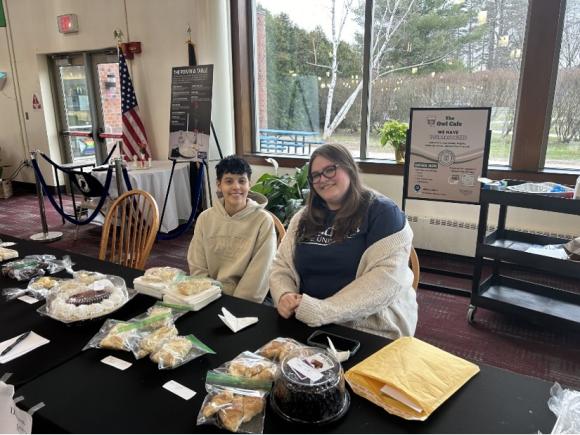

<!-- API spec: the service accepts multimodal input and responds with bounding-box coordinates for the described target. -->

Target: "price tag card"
[101,356,132,371]
[17,295,39,305]
[163,380,196,401]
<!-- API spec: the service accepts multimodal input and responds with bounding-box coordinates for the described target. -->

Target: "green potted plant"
[379,120,408,164]
[250,162,309,226]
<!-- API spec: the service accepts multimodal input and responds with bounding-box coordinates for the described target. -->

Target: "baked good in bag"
[258,338,301,362]
[202,391,235,418]
[100,322,134,350]
[143,267,184,283]
[142,306,174,329]
[136,325,178,358]
[202,391,265,432]
[228,359,277,382]
[30,276,58,290]
[150,336,193,368]
[176,278,214,296]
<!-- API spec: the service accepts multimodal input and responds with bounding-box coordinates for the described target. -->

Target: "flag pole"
[114,29,126,162]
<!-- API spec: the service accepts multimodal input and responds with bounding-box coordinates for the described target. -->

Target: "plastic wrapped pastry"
[256,337,304,362]
[2,276,63,301]
[226,352,278,382]
[39,274,130,322]
[150,334,215,369]
[173,277,218,296]
[1,255,73,281]
[150,336,193,368]
[83,319,141,352]
[133,267,186,298]
[197,386,267,433]
[133,325,178,359]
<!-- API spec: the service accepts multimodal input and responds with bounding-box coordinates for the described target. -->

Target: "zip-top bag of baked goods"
[197,383,267,434]
[83,302,188,354]
[255,337,305,363]
[150,334,215,369]
[163,275,222,310]
[1,255,73,281]
[2,275,65,301]
[205,351,277,394]
[133,266,187,298]
[83,318,145,352]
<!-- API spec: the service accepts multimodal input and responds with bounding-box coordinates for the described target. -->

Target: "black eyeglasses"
[309,164,339,184]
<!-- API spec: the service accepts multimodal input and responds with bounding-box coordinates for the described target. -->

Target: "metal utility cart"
[469,181,580,329]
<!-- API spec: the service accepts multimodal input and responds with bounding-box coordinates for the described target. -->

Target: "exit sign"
[57,14,79,34]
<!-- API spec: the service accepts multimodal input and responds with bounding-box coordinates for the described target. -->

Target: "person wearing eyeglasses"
[269,143,417,338]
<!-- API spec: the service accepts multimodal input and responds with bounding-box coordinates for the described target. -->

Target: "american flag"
[119,50,151,160]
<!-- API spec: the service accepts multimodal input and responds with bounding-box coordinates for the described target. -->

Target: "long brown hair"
[297,143,373,242]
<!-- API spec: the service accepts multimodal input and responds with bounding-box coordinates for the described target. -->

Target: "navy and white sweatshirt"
[295,195,406,299]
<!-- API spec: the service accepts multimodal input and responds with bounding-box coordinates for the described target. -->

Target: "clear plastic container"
[270,346,350,424]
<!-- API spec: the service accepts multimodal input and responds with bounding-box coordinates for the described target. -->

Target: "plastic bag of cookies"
[150,334,215,369]
[197,385,267,433]
[255,337,304,363]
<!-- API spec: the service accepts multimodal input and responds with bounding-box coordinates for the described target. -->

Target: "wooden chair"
[268,211,286,246]
[98,189,159,270]
[409,246,420,290]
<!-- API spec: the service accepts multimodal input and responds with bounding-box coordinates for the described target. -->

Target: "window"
[545,0,580,169]
[233,0,576,184]
[251,0,527,165]
[254,0,364,158]
[367,0,528,165]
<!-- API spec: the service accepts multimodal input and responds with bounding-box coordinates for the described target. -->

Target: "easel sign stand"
[158,122,224,236]
[402,107,492,292]
[29,151,63,243]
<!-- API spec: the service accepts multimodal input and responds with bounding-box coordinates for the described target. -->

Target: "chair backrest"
[268,211,286,247]
[69,170,106,198]
[98,189,159,270]
[409,246,420,290]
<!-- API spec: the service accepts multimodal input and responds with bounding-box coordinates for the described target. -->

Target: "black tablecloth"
[1,234,557,433]
[0,234,152,386]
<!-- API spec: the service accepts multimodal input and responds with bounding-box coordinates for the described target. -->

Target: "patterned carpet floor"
[1,192,579,390]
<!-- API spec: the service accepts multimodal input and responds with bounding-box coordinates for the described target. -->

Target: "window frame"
[231,0,577,184]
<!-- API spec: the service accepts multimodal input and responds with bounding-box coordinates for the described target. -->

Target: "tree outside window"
[254,0,529,165]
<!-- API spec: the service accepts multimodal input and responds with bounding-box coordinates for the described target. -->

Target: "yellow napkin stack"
[345,337,480,421]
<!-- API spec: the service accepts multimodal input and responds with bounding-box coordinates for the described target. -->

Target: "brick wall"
[97,63,122,133]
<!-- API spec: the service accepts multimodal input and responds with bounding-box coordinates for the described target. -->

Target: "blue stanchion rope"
[31,155,114,226]
[157,163,204,240]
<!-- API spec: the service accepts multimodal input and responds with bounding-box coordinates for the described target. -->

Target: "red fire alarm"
[57,14,79,34]
[120,42,142,59]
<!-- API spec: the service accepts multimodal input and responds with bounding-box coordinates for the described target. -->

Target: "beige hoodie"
[187,191,277,303]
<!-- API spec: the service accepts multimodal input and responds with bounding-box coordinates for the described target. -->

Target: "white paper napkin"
[218,307,258,333]
[327,337,350,363]
[0,332,50,364]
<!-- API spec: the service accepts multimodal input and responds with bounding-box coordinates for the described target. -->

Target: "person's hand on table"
[277,292,302,319]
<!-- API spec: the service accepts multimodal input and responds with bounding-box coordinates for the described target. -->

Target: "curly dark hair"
[215,155,252,181]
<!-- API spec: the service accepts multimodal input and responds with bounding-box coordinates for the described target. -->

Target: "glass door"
[91,51,122,161]
[52,54,96,164]
[51,49,121,165]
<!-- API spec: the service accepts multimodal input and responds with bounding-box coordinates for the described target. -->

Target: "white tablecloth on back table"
[92,160,192,233]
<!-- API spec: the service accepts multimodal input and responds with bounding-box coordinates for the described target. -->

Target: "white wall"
[0,24,23,177]
[0,0,234,185]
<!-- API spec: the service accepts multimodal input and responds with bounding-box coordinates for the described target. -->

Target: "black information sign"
[169,64,214,161]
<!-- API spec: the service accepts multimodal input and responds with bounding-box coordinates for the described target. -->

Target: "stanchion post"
[114,158,124,195]
[29,150,63,243]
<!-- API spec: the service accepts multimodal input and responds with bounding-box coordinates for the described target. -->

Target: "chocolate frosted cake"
[271,347,349,424]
